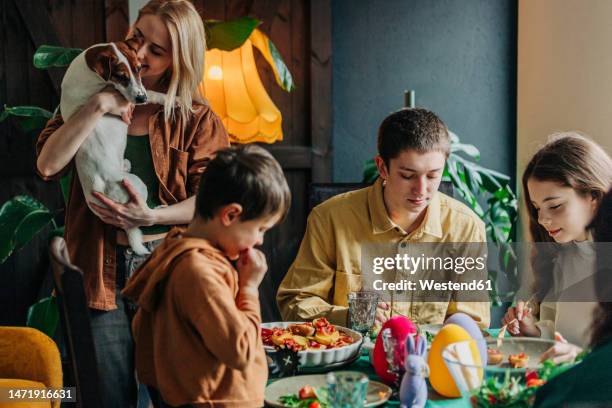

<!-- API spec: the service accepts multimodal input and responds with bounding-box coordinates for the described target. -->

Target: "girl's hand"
[502,300,540,337]
[89,179,155,229]
[539,332,583,363]
[89,86,134,124]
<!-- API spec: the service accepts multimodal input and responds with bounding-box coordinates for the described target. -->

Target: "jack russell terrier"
[60,37,166,255]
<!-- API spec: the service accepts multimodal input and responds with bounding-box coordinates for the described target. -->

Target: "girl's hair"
[522,133,612,301]
[589,189,612,348]
[131,0,205,124]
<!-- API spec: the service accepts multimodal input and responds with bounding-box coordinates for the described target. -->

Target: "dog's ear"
[85,45,116,82]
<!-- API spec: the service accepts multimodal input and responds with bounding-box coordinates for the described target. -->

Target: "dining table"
[266,328,505,407]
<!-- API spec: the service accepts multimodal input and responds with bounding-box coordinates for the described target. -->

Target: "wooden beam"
[310,0,332,182]
[13,0,65,96]
[262,145,312,169]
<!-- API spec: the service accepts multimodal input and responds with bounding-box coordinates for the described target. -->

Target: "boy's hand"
[236,248,267,296]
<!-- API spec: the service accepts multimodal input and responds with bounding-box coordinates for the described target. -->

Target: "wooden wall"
[0,0,331,324]
[0,0,129,325]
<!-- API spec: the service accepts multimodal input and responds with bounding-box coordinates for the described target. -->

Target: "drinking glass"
[326,371,369,408]
[347,291,379,338]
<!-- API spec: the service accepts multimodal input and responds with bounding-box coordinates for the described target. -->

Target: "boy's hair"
[377,107,450,166]
[195,145,291,222]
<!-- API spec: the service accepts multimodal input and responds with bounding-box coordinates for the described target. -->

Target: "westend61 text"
[371,279,493,292]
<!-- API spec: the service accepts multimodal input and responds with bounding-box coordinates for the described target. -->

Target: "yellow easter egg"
[427,323,482,398]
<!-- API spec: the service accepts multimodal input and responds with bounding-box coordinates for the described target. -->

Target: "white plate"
[262,322,363,368]
[265,373,391,407]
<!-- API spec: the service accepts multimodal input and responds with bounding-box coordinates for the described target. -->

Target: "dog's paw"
[123,159,131,172]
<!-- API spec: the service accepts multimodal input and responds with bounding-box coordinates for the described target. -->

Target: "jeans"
[90,240,162,408]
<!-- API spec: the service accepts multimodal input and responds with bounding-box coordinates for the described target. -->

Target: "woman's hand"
[89,86,134,124]
[89,179,155,229]
[502,300,541,337]
[539,332,583,364]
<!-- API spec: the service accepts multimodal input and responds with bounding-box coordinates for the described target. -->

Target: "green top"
[125,135,170,235]
[534,339,612,407]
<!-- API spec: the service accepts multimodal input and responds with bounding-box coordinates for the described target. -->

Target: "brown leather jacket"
[36,103,230,310]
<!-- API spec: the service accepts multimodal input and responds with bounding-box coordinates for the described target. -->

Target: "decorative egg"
[372,315,417,385]
[428,323,482,398]
[444,313,487,365]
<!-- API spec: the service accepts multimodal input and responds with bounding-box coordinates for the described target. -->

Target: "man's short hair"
[195,145,291,222]
[377,107,450,166]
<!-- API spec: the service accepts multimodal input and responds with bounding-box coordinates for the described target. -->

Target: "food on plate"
[261,318,354,351]
[280,385,328,408]
[486,348,503,365]
[289,323,316,337]
[508,352,529,368]
[470,360,573,407]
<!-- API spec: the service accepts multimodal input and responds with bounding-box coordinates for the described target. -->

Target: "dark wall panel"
[332,0,517,183]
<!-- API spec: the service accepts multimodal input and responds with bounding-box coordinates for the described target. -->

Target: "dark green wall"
[332,0,517,182]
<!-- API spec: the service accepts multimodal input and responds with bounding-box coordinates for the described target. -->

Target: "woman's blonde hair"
[131,0,205,124]
[522,132,612,300]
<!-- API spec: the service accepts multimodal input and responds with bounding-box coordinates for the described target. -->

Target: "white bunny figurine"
[399,333,428,408]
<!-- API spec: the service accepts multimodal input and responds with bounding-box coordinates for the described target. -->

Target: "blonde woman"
[36,1,229,406]
[503,133,612,361]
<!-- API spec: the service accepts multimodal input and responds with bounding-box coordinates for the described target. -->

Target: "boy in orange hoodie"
[122,145,291,408]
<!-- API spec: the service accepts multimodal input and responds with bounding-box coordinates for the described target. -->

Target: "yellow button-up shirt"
[277,178,490,328]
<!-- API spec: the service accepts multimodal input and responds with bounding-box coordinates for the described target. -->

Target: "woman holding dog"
[36,1,229,407]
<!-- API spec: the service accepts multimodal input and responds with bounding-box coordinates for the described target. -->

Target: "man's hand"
[374,301,390,326]
[236,248,268,296]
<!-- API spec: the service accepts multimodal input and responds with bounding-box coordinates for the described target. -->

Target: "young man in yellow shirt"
[277,108,490,328]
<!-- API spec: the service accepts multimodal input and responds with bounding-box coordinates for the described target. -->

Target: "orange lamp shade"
[199,29,286,144]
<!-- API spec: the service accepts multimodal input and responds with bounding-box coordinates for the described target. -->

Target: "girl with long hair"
[534,189,612,407]
[502,133,612,360]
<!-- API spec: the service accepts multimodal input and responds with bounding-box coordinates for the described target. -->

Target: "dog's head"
[85,37,148,104]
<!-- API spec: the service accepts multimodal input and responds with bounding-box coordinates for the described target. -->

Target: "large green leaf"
[206,17,261,51]
[0,105,53,133]
[27,296,59,338]
[33,45,82,69]
[449,131,480,160]
[0,196,53,263]
[14,210,55,250]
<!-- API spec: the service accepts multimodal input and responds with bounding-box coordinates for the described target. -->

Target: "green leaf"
[362,159,379,183]
[33,45,82,69]
[0,196,52,263]
[1,105,53,133]
[27,296,59,338]
[206,17,261,51]
[49,225,65,241]
[14,209,55,250]
[267,37,295,92]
